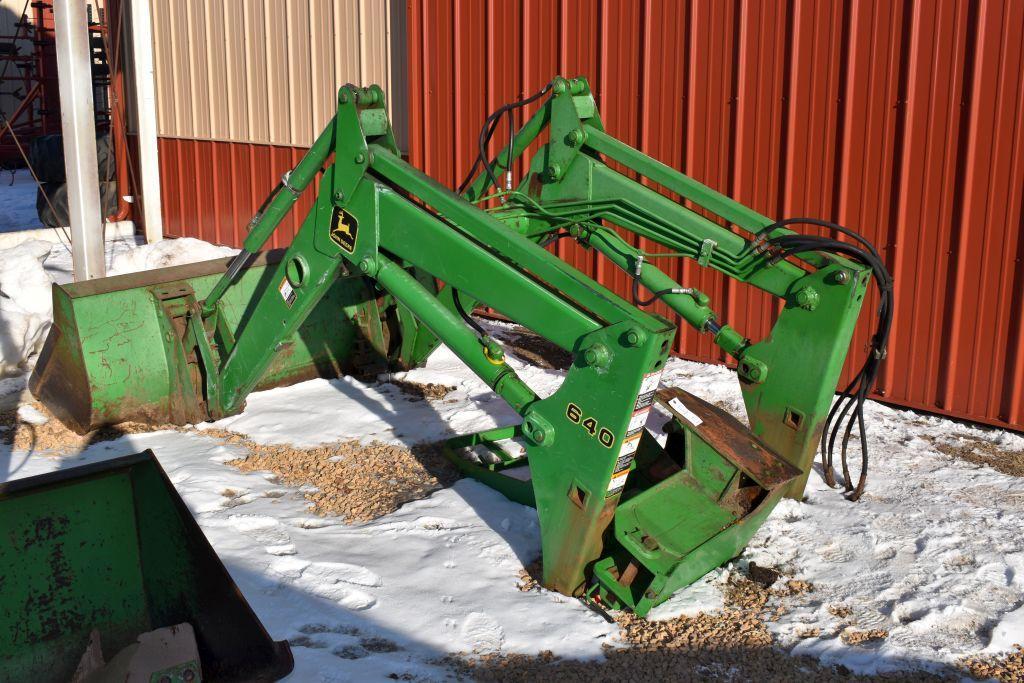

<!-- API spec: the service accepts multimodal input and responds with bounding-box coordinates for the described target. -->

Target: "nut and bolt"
[354,153,365,164]
[624,328,646,347]
[565,129,585,147]
[333,191,345,202]
[545,163,562,182]
[834,270,850,285]
[582,343,610,367]
[795,285,820,310]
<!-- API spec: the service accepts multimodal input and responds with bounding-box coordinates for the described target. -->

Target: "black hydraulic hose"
[763,220,893,501]
[458,82,554,195]
[631,276,683,308]
[538,231,574,248]
[451,288,486,337]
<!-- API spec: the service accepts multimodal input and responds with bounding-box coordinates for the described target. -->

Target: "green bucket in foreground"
[0,451,293,682]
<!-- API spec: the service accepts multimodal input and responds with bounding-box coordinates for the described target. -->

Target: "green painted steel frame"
[187,78,869,613]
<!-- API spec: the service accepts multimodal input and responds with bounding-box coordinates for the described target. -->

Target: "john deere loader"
[11,76,891,679]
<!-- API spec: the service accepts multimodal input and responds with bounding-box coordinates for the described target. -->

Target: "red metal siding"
[404,0,1024,432]
[157,0,1024,433]
[159,138,315,250]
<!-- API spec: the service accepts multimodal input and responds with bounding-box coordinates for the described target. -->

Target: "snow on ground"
[0,240,57,375]
[0,236,1022,680]
[0,168,43,232]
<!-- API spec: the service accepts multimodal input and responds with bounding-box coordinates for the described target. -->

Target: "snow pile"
[109,237,237,275]
[0,240,54,375]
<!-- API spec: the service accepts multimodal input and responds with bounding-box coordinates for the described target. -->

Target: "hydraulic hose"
[761,219,893,501]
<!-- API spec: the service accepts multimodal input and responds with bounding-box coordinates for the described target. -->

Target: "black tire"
[28,132,117,184]
[36,181,119,228]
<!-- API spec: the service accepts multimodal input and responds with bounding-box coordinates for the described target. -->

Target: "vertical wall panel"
[407,0,1024,433]
[152,0,406,268]
[243,0,271,143]
[151,0,404,146]
[222,2,249,142]
[204,1,229,140]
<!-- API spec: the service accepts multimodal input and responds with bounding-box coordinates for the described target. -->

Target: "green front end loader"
[25,76,889,621]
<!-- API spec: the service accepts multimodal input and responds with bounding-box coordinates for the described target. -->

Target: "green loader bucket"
[30,249,384,434]
[0,450,293,682]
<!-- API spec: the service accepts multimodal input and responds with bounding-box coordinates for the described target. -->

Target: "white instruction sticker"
[634,369,664,411]
[668,397,703,426]
[627,409,650,434]
[619,433,641,458]
[278,277,296,307]
[606,468,630,495]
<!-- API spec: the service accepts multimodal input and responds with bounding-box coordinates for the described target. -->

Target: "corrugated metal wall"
[406,0,1024,432]
[152,0,406,247]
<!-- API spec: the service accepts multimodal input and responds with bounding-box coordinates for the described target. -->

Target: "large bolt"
[565,129,585,147]
[358,257,376,275]
[552,79,567,95]
[546,163,562,182]
[834,270,850,285]
[624,328,646,347]
[582,343,610,368]
[795,286,820,310]
[333,190,345,202]
[354,152,365,164]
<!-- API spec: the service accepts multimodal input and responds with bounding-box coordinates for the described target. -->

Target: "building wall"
[406,0,1024,432]
[153,0,406,248]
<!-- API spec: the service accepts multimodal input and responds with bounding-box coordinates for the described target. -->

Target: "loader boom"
[31,77,874,615]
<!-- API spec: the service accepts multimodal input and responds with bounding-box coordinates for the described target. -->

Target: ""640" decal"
[565,403,615,448]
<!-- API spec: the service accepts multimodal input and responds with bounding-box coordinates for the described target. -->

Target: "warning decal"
[626,408,651,437]
[619,433,641,458]
[612,449,634,473]
[607,468,630,495]
[278,277,296,307]
[634,369,664,411]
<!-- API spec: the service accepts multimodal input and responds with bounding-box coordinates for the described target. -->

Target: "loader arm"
[31,78,874,615]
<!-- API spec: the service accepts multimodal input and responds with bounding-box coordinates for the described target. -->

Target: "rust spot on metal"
[656,387,800,490]
[543,496,617,597]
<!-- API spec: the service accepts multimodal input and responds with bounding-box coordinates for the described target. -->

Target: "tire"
[36,181,119,228]
[28,132,117,184]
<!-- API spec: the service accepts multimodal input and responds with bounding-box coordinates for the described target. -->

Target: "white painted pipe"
[128,0,163,243]
[54,0,105,280]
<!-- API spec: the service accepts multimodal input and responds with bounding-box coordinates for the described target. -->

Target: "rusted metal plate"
[656,386,800,490]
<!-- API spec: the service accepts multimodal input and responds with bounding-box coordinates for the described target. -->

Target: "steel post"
[128,0,163,243]
[54,0,104,280]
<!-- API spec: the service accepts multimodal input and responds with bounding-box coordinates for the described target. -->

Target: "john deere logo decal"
[330,207,358,253]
